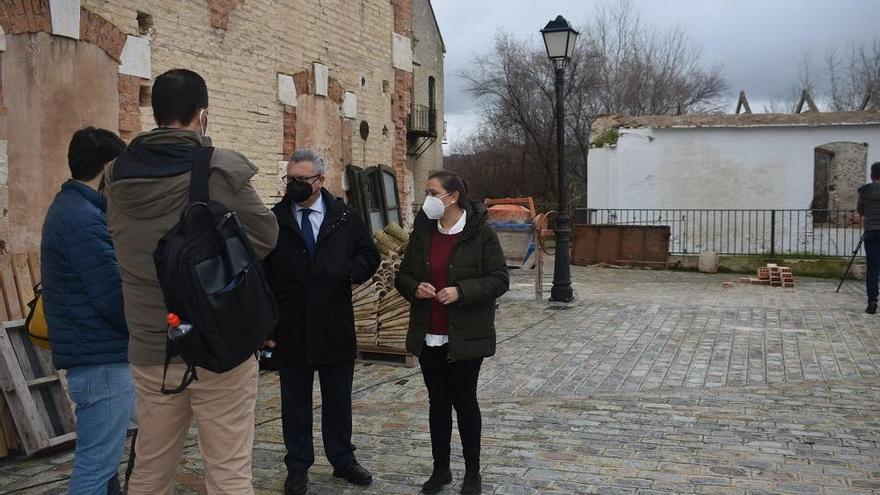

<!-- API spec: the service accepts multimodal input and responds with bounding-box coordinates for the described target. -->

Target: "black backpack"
[154,147,278,394]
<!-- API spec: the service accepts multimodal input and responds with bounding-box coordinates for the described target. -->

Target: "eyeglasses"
[286,174,322,184]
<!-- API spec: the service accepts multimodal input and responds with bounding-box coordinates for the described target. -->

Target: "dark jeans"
[279,360,356,472]
[866,230,880,303]
[419,344,483,471]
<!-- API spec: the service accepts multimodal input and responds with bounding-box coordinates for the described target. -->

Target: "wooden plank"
[357,349,416,368]
[0,259,8,324]
[0,415,7,458]
[26,376,60,387]
[12,253,35,317]
[5,323,59,440]
[29,344,75,434]
[0,394,19,452]
[7,325,71,439]
[3,319,75,452]
[47,431,76,447]
[27,252,42,286]
[0,321,50,454]
[0,256,22,320]
[53,370,77,433]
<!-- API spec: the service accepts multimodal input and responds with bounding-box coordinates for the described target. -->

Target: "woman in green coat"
[395,170,509,495]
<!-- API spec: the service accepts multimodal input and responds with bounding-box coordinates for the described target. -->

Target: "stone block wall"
[0,0,429,250]
[410,0,444,203]
[80,0,412,205]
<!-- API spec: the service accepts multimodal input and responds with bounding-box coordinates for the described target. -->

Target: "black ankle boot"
[421,468,452,494]
[460,471,482,494]
[868,302,877,314]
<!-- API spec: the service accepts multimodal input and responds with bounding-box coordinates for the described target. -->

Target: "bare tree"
[827,39,880,111]
[589,0,728,115]
[767,39,880,112]
[453,0,728,205]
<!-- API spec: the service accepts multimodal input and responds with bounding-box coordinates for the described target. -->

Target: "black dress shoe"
[333,461,373,486]
[284,471,308,495]
[867,302,878,314]
[460,471,482,494]
[421,468,452,494]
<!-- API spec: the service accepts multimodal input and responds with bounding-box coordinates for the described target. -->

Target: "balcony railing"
[407,104,437,137]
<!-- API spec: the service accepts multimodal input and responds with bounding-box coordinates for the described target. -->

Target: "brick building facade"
[0,0,444,253]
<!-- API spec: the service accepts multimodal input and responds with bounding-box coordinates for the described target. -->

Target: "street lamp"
[541,15,579,304]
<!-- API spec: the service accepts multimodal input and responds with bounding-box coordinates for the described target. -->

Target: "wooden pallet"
[0,253,43,457]
[0,319,76,456]
[357,345,416,368]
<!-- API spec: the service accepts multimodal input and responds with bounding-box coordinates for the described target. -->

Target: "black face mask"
[286,180,314,203]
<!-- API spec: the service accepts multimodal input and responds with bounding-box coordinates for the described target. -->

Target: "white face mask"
[422,193,450,220]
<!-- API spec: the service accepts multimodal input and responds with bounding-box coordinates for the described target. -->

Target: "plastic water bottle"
[167,313,192,340]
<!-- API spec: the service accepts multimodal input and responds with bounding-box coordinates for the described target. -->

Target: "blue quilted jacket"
[41,180,128,369]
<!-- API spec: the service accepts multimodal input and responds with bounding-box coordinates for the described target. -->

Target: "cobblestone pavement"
[2,267,880,494]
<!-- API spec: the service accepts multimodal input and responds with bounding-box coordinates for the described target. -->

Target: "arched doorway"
[812,142,869,225]
[3,32,122,252]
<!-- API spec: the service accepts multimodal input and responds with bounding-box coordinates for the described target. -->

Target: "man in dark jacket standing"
[858,162,880,314]
[41,127,132,495]
[263,149,380,495]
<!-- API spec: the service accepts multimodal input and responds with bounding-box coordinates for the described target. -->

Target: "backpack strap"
[189,147,215,203]
[159,339,198,395]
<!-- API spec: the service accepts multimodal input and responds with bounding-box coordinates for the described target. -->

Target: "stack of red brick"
[739,264,796,288]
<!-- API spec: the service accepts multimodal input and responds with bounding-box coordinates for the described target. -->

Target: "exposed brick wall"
[390,0,412,37]
[0,3,125,62]
[293,69,312,96]
[328,78,344,105]
[79,8,126,62]
[72,0,415,213]
[282,105,296,158]
[391,0,414,221]
[0,56,5,116]
[0,0,51,35]
[207,0,241,30]
[118,74,143,142]
[293,67,345,105]
[392,68,412,220]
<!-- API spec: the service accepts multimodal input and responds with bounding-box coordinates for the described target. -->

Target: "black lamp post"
[541,15,578,304]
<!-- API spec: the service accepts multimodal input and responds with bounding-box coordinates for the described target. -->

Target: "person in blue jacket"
[41,127,133,495]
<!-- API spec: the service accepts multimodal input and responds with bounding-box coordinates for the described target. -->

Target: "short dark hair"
[428,170,468,208]
[67,127,126,181]
[872,162,880,181]
[151,69,209,127]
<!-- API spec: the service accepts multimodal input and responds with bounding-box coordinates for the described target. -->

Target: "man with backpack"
[104,69,278,495]
[263,149,380,495]
[41,127,132,495]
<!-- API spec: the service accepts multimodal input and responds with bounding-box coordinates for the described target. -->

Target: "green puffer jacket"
[395,201,509,362]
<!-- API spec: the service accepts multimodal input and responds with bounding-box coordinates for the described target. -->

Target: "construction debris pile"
[352,224,411,351]
[740,263,796,288]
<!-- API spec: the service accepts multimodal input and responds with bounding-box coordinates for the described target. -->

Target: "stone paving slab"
[2,267,879,495]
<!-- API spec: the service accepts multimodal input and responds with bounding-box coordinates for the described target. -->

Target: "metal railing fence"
[577,208,863,257]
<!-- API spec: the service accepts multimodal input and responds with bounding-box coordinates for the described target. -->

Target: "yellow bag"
[25,284,50,350]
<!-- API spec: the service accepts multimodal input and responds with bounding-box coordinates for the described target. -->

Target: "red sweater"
[429,229,461,334]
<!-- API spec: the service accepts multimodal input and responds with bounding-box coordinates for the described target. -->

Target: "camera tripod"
[836,233,865,293]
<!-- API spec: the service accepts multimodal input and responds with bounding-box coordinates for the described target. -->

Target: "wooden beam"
[12,254,35,317]
[795,89,819,113]
[0,257,21,320]
[26,376,60,388]
[0,321,50,453]
[735,90,752,114]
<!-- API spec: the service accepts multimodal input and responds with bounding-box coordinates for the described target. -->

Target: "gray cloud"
[434,0,878,147]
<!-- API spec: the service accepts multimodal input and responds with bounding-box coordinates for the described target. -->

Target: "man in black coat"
[263,149,380,495]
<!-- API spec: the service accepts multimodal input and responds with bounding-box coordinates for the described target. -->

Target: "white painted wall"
[589,124,880,210]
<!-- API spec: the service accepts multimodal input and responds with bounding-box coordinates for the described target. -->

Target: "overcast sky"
[432,0,878,151]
